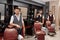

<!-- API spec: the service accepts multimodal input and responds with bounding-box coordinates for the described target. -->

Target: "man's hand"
[8,25,13,28]
[16,25,20,28]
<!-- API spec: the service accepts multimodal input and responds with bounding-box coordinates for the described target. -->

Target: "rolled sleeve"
[53,15,55,20]
[42,16,44,19]
[22,17,24,24]
[10,16,14,24]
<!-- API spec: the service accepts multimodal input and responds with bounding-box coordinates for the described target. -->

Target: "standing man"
[36,9,44,26]
[9,7,25,40]
[47,11,55,29]
[36,10,48,34]
[47,11,55,24]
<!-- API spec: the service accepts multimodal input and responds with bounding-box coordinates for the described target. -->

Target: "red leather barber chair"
[4,25,18,40]
[46,21,55,35]
[0,33,3,40]
[34,21,45,40]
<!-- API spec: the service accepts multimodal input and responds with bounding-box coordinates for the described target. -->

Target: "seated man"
[36,10,47,34]
[47,11,55,29]
[9,7,25,40]
[36,10,44,26]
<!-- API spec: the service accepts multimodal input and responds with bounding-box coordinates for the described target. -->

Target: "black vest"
[36,15,43,23]
[13,13,22,28]
[49,15,53,23]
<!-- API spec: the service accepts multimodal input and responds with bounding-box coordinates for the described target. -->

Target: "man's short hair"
[14,7,21,11]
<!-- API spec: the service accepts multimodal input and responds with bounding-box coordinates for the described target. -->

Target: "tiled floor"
[45,31,60,40]
[25,31,60,40]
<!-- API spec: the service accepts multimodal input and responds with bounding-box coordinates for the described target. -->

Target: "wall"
[58,1,60,26]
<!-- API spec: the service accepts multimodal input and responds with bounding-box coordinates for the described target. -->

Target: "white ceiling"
[33,0,56,3]
[41,0,56,2]
[32,0,57,4]
[0,0,57,4]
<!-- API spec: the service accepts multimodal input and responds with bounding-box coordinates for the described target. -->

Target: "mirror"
[0,4,5,21]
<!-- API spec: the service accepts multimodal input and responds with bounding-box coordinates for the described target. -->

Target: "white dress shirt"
[10,13,24,24]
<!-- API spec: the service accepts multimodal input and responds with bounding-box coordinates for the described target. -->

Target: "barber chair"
[0,33,3,40]
[34,21,45,40]
[46,21,56,35]
[4,25,18,40]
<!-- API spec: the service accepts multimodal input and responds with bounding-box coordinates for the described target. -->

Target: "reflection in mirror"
[0,4,5,21]
[18,7,28,19]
